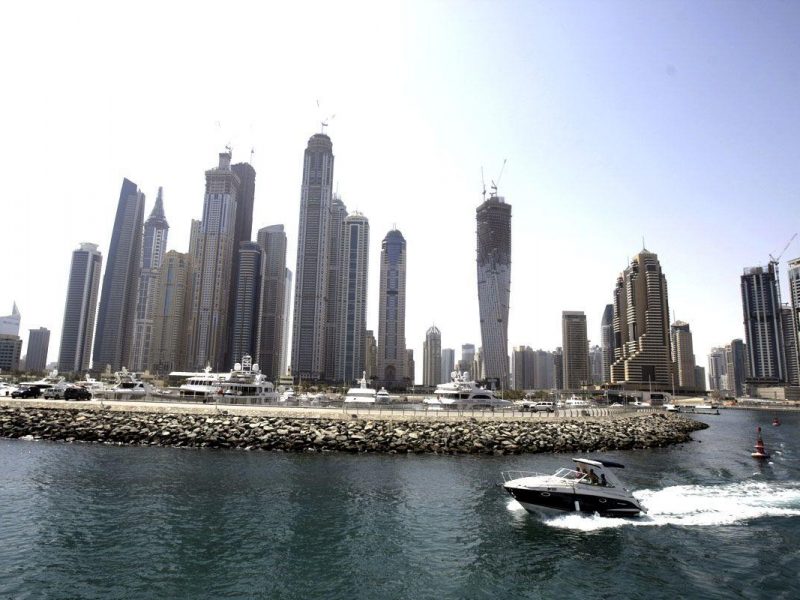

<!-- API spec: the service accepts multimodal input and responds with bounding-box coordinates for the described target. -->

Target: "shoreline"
[0,404,708,455]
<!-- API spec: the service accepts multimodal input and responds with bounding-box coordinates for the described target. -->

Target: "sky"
[2,0,800,380]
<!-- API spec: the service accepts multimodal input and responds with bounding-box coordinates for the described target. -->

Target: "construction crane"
[490,159,507,197]
[769,233,797,266]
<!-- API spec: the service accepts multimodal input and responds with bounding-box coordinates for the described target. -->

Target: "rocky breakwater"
[0,406,707,454]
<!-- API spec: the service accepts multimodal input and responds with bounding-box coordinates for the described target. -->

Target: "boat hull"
[504,485,644,517]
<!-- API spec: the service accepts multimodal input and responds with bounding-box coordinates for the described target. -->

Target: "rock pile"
[0,407,708,455]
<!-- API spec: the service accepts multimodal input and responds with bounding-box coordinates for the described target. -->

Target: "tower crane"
[490,159,507,197]
[769,233,797,266]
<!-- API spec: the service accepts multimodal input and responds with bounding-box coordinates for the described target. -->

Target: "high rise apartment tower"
[292,134,334,381]
[336,212,369,383]
[26,328,50,373]
[610,250,674,388]
[562,311,589,390]
[148,251,190,374]
[476,190,511,385]
[256,225,287,382]
[600,304,614,383]
[741,263,786,383]
[58,243,103,373]
[131,188,169,372]
[377,228,407,387]
[670,320,697,389]
[230,241,263,365]
[324,195,348,380]
[93,178,145,372]
[185,153,240,371]
[423,326,442,387]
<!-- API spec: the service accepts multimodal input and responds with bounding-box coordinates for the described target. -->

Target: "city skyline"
[4,2,800,379]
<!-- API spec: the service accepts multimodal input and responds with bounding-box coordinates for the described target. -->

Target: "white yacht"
[0,381,18,397]
[344,373,377,404]
[27,370,66,391]
[502,457,647,518]
[218,356,279,404]
[108,368,149,400]
[423,371,512,409]
[178,366,228,399]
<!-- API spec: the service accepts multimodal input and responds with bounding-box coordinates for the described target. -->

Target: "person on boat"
[600,473,608,487]
[588,469,600,485]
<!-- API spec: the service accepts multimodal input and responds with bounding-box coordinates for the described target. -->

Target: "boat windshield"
[555,468,585,481]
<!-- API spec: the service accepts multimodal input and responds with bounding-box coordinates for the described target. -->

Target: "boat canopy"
[573,458,626,469]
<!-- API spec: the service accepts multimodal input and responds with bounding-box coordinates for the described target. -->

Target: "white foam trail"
[506,498,527,512]
[537,480,800,531]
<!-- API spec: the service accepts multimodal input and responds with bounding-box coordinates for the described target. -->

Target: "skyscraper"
[589,345,603,384]
[562,311,589,390]
[600,304,614,383]
[148,251,190,374]
[256,225,287,382]
[741,263,785,383]
[694,366,707,392]
[406,349,415,385]
[26,327,50,373]
[0,335,22,372]
[93,178,145,372]
[423,326,441,387]
[707,347,727,392]
[186,153,240,371]
[336,212,369,383]
[325,195,348,380]
[553,347,564,390]
[459,344,476,375]
[230,241,263,365]
[789,257,800,382]
[365,330,377,380]
[610,249,674,389]
[0,302,20,336]
[725,339,747,397]
[58,243,103,373]
[476,189,511,386]
[533,349,555,390]
[441,348,455,384]
[670,320,697,389]
[292,133,334,381]
[781,306,799,386]
[511,345,535,390]
[377,228,407,387]
[131,187,169,372]
[281,268,292,377]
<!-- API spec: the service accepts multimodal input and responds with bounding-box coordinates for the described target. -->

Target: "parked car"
[64,386,91,401]
[11,386,40,399]
[43,387,66,400]
[532,401,556,412]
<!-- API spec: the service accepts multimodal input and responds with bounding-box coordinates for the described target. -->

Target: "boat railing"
[501,470,546,483]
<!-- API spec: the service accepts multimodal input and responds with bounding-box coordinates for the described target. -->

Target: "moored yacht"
[502,457,647,517]
[423,371,512,409]
[344,373,376,404]
[107,368,149,400]
[218,355,279,404]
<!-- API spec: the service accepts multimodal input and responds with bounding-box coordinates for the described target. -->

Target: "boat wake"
[507,480,800,531]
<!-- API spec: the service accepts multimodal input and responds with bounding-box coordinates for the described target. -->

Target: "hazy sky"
[3,0,800,379]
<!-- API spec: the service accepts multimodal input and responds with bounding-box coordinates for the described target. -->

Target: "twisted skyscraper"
[476,189,511,385]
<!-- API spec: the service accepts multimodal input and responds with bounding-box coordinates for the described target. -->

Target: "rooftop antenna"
[250,147,255,164]
[642,236,646,251]
[490,158,507,197]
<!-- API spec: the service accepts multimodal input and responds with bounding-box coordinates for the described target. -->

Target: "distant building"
[325,195,348,381]
[589,345,603,385]
[511,346,535,390]
[0,302,21,336]
[58,243,103,374]
[0,335,22,372]
[670,321,697,389]
[708,347,727,392]
[441,348,455,384]
[281,268,292,377]
[230,241,263,365]
[562,311,589,390]
[611,250,674,389]
[149,251,190,374]
[476,189,511,386]
[781,305,799,386]
[725,339,747,397]
[600,304,614,384]
[694,366,706,392]
[406,349,415,386]
[377,229,407,388]
[553,347,564,390]
[789,257,800,384]
[336,212,369,384]
[423,326,442,387]
[533,349,555,390]
[459,343,476,376]
[741,263,786,384]
[93,178,145,373]
[365,330,377,380]
[26,328,50,373]
[131,187,169,372]
[292,133,335,382]
[256,225,288,383]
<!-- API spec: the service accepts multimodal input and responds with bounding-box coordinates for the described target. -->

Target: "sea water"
[1,409,798,599]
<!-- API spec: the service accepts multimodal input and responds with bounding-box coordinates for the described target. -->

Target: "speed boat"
[502,457,647,517]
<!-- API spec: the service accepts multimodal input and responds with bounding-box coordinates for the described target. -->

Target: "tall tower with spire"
[291,133,334,381]
[476,185,512,386]
[131,188,169,372]
[93,178,145,372]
